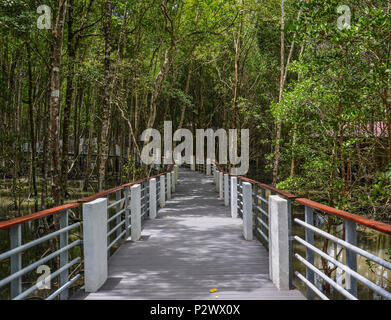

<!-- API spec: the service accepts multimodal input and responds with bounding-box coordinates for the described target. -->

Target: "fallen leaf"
[209,288,218,293]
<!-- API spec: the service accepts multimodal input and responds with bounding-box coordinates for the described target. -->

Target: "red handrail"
[0,163,175,231]
[0,203,79,231]
[213,160,391,236]
[296,198,391,235]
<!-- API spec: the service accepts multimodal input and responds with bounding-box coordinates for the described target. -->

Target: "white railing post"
[131,184,141,241]
[171,170,175,193]
[231,176,238,218]
[174,165,178,184]
[242,182,253,240]
[82,198,108,293]
[160,175,166,208]
[219,172,224,200]
[224,174,229,206]
[216,169,220,192]
[149,178,157,219]
[190,156,195,171]
[268,195,290,291]
[206,159,211,176]
[167,173,172,200]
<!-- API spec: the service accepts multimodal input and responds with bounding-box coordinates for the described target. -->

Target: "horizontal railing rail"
[211,160,391,300]
[0,163,175,300]
[0,207,82,300]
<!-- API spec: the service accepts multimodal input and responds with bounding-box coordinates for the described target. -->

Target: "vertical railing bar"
[125,187,130,237]
[253,184,258,237]
[346,219,358,297]
[146,180,150,218]
[10,225,22,299]
[115,189,122,243]
[59,209,69,300]
[287,198,293,290]
[261,187,267,248]
[305,205,315,300]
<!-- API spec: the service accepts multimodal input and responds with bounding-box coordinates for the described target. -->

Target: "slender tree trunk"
[148,45,175,130]
[41,99,49,209]
[98,0,113,191]
[83,87,97,192]
[233,1,243,129]
[290,124,297,178]
[61,0,75,199]
[27,45,38,212]
[49,0,68,206]
[178,8,199,129]
[272,0,285,186]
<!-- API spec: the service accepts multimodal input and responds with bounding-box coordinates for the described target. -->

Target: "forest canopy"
[0,0,390,222]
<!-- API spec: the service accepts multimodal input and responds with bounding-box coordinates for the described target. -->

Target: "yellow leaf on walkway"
[209,288,217,293]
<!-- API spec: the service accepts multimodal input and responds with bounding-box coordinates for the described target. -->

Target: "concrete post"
[216,169,220,192]
[174,165,178,184]
[131,184,141,241]
[268,195,290,291]
[206,159,211,176]
[149,178,157,219]
[171,170,175,193]
[219,172,224,200]
[190,156,195,171]
[224,174,229,206]
[82,198,108,292]
[231,176,238,218]
[160,175,165,208]
[167,173,172,200]
[242,182,253,240]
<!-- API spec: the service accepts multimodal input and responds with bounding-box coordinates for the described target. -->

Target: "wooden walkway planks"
[73,168,305,300]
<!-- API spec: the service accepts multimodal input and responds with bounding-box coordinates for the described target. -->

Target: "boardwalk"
[73,168,305,300]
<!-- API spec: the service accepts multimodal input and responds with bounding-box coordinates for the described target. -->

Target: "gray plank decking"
[73,168,305,300]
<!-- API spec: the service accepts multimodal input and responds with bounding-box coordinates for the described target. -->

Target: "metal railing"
[293,198,391,300]
[0,204,82,300]
[211,160,391,300]
[0,164,175,300]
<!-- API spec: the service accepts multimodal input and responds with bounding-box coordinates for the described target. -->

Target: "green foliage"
[271,0,391,219]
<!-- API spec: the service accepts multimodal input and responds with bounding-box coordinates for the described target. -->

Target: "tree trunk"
[49,0,68,206]
[27,45,38,212]
[98,0,113,191]
[83,87,97,192]
[272,0,285,186]
[233,1,243,129]
[61,0,75,199]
